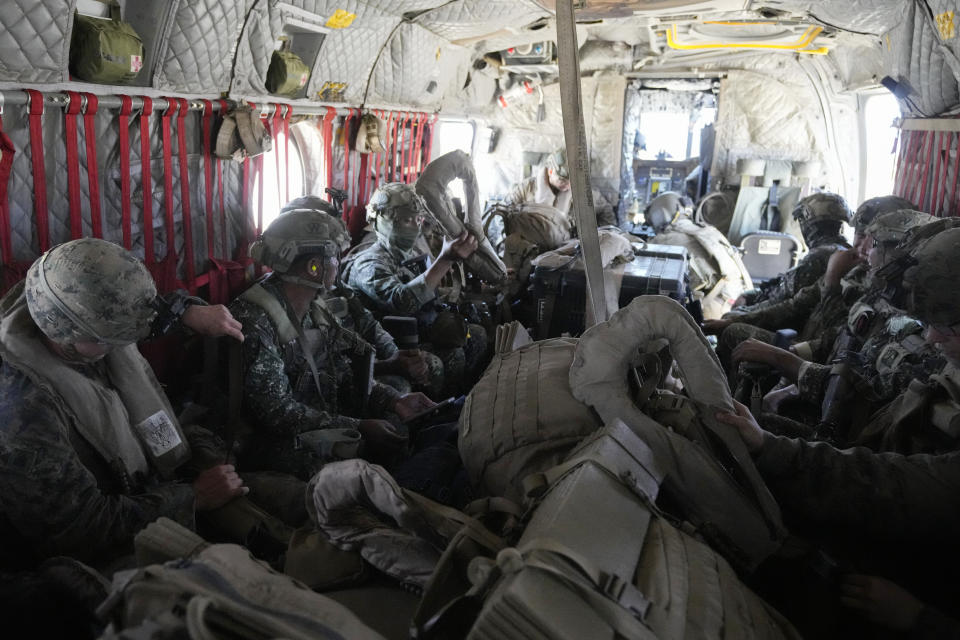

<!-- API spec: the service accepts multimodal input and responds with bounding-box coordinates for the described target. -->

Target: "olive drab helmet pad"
[852,195,916,235]
[25,238,158,345]
[902,226,960,328]
[249,208,350,273]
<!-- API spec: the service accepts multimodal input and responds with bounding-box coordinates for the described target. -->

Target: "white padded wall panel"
[415,0,547,42]
[0,0,75,83]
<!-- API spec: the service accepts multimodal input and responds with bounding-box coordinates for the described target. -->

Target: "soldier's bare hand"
[193,464,248,511]
[702,318,732,335]
[393,392,436,422]
[441,232,478,262]
[358,419,408,450]
[824,248,862,288]
[396,349,430,385]
[715,399,765,453]
[732,338,783,367]
[183,304,245,342]
[840,575,924,631]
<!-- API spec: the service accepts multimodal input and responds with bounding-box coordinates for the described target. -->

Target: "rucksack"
[69,3,143,84]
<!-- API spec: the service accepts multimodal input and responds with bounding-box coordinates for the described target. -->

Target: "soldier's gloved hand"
[183,304,245,342]
[715,399,765,453]
[702,318,732,335]
[840,575,924,631]
[396,349,430,385]
[440,232,479,262]
[193,464,248,511]
[392,392,436,422]
[358,419,408,450]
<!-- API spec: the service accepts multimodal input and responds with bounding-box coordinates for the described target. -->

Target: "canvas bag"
[69,2,143,84]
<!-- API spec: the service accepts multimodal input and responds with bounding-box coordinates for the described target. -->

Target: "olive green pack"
[266,49,311,97]
[69,3,143,84]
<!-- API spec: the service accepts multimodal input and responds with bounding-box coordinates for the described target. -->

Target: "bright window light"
[862,93,901,201]
[253,130,306,231]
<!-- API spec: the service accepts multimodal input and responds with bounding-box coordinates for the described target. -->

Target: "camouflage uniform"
[345,226,488,396]
[733,239,848,312]
[324,288,444,397]
[229,275,401,480]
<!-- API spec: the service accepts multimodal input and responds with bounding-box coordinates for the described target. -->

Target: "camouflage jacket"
[0,360,196,569]
[740,237,848,310]
[229,276,400,441]
[344,238,436,318]
[504,169,572,214]
[754,432,960,545]
[324,289,399,362]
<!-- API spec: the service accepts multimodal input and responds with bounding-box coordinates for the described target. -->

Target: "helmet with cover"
[791,192,851,245]
[901,226,960,328]
[249,208,348,273]
[280,195,338,217]
[546,147,569,180]
[852,196,915,235]
[366,182,428,251]
[25,238,157,345]
[645,191,688,232]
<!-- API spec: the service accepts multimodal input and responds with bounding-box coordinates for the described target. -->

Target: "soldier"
[344,182,487,395]
[731,192,852,312]
[0,239,247,570]
[646,191,753,319]
[504,147,572,215]
[230,208,437,480]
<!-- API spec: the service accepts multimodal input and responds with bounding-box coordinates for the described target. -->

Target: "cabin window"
[253,127,307,230]
[861,93,900,200]
[432,119,476,205]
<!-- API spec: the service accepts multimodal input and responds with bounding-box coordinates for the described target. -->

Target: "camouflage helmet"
[645,191,686,232]
[25,238,157,345]
[791,192,852,224]
[902,227,960,327]
[547,147,569,179]
[852,195,915,235]
[863,209,935,245]
[366,182,427,222]
[249,208,349,273]
[279,195,337,217]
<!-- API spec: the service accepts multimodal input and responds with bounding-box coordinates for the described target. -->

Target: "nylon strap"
[283,104,292,203]
[0,107,17,288]
[217,100,228,258]
[160,99,178,268]
[175,98,196,286]
[25,90,49,252]
[555,0,607,326]
[242,157,251,243]
[381,110,394,185]
[399,113,410,183]
[357,154,369,206]
[343,109,356,205]
[388,111,399,181]
[64,92,84,239]
[118,96,134,249]
[272,104,283,212]
[321,107,336,190]
[202,100,215,261]
[82,93,102,238]
[277,288,326,398]
[413,112,427,179]
[370,110,385,197]
[138,97,155,262]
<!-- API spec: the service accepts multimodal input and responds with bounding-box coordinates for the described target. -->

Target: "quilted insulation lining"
[155,0,249,94]
[1,101,239,278]
[414,0,547,41]
[0,0,73,83]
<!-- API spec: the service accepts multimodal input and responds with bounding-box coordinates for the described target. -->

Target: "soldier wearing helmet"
[344,182,485,395]
[0,238,248,569]
[230,208,440,480]
[733,192,852,313]
[504,148,572,215]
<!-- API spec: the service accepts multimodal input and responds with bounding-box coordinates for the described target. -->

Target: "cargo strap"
[217,100,228,258]
[118,96,134,249]
[413,112,427,181]
[140,97,155,262]
[343,109,356,205]
[321,107,336,192]
[83,93,103,238]
[174,98,196,286]
[555,0,606,327]
[283,104,292,203]
[0,97,21,292]
[160,99,179,286]
[65,91,84,239]
[25,90,49,252]
[202,100,215,261]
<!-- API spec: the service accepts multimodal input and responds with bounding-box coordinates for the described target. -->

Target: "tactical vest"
[0,286,189,483]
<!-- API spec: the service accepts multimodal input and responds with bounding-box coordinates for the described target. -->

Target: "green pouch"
[70,3,143,84]
[266,49,311,97]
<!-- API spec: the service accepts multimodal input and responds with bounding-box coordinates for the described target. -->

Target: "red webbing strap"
[423,114,438,166]
[321,107,336,190]
[174,98,196,286]
[256,104,267,236]
[25,90,49,252]
[413,112,427,179]
[140,97,155,263]
[400,113,411,183]
[900,130,922,200]
[0,111,17,289]
[118,96,134,249]
[273,104,283,211]
[201,100,215,261]
[242,157,251,244]
[64,91,84,239]
[370,109,384,196]
[343,109,356,205]
[283,105,292,202]
[932,132,947,215]
[161,99,178,269]
[916,131,933,209]
[81,93,103,238]
[217,99,228,258]
[951,132,960,216]
[405,113,416,183]
[388,111,399,182]
[357,153,369,206]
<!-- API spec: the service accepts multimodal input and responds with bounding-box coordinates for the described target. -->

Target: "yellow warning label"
[326,9,356,29]
[936,11,956,40]
[318,81,348,101]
